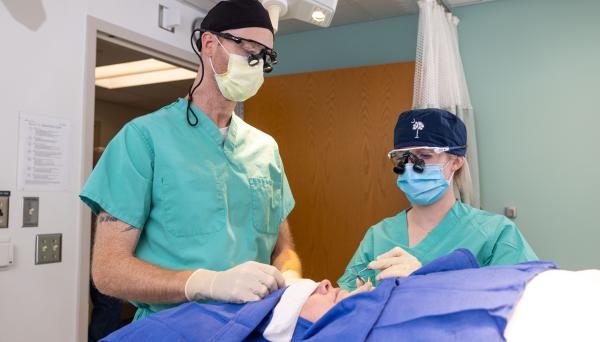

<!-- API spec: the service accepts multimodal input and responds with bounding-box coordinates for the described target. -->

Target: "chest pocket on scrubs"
[249,177,282,235]
[162,172,226,238]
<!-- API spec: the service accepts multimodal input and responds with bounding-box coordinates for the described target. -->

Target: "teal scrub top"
[338,201,537,291]
[80,99,295,319]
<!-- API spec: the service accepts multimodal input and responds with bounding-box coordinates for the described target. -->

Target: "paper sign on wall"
[17,115,72,192]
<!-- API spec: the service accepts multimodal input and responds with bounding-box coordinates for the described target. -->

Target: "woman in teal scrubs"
[338,108,537,291]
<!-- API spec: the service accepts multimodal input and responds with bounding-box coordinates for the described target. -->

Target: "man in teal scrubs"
[338,109,537,291]
[81,0,302,320]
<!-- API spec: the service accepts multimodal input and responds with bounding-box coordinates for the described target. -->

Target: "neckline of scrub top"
[401,200,462,257]
[176,98,240,149]
[219,126,230,141]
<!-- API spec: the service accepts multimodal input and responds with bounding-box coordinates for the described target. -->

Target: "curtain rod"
[436,0,452,13]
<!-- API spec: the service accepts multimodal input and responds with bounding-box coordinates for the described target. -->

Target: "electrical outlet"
[23,197,39,227]
[35,233,62,265]
[0,191,9,229]
[504,206,517,219]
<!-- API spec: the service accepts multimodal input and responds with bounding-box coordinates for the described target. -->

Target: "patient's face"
[299,280,350,322]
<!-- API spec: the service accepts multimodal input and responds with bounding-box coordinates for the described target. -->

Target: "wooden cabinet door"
[246,62,414,283]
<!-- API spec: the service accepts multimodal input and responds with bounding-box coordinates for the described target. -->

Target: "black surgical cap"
[201,0,274,35]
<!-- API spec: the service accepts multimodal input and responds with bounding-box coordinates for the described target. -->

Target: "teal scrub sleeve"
[337,227,378,292]
[488,220,538,265]
[281,171,294,222]
[275,148,295,222]
[80,122,153,229]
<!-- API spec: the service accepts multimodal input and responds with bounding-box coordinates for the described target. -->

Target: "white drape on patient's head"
[263,279,319,342]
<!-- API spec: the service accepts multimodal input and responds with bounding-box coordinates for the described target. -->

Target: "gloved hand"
[368,247,422,281]
[282,269,302,286]
[350,277,374,295]
[184,261,285,303]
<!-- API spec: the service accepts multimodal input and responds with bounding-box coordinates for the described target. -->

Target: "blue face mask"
[396,163,451,206]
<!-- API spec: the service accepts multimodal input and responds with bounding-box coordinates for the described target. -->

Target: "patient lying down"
[102,250,600,342]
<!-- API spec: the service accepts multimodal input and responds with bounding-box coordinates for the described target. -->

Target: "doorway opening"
[88,34,197,340]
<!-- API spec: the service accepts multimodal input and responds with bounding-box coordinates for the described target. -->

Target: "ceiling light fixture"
[95,58,196,89]
[311,9,326,23]
[261,0,338,33]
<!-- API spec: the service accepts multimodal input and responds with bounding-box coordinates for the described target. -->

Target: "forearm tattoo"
[97,213,137,232]
[97,214,118,223]
[121,225,136,232]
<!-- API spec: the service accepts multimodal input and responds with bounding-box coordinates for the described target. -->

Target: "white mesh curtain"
[413,0,480,208]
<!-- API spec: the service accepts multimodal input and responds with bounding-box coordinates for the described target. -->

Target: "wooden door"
[245,62,414,283]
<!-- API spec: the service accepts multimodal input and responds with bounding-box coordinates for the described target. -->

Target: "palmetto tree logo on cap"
[411,119,424,139]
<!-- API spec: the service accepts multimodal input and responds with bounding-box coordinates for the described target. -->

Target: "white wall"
[88,0,205,57]
[453,0,600,269]
[0,0,204,341]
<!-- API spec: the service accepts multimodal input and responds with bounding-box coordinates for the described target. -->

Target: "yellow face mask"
[210,40,265,102]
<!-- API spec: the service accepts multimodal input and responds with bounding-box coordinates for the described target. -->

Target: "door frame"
[77,16,198,341]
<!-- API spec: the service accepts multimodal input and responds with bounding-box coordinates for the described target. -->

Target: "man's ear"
[201,32,217,57]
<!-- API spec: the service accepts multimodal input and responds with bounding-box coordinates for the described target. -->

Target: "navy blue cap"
[393,108,467,156]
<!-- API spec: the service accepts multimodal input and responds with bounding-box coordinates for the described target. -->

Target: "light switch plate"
[0,191,9,229]
[0,237,14,267]
[23,197,39,227]
[35,233,61,265]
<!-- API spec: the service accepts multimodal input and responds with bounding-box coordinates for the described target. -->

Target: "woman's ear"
[452,156,465,173]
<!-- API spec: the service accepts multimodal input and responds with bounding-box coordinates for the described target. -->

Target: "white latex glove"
[350,277,374,295]
[184,261,285,303]
[368,247,422,281]
[282,270,302,286]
